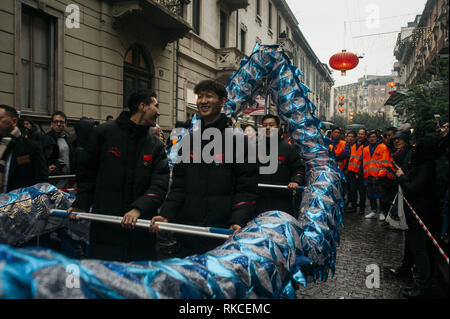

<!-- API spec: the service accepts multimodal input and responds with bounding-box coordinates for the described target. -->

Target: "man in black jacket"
[69,91,170,262]
[0,105,48,192]
[395,136,440,298]
[150,80,258,257]
[46,111,75,175]
[256,114,305,217]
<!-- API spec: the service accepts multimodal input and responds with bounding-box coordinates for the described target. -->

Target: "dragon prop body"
[0,44,343,298]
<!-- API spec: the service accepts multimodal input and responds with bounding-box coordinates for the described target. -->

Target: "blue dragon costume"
[0,44,343,298]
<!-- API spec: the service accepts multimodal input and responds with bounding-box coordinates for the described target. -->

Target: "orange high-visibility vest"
[347,143,365,173]
[385,148,395,180]
[329,140,347,170]
[362,143,395,179]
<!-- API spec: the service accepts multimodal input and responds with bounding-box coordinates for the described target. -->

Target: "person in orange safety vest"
[346,129,368,214]
[362,130,395,221]
[328,127,347,171]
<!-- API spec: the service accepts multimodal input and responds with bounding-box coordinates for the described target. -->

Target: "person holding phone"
[435,118,449,248]
[394,136,440,298]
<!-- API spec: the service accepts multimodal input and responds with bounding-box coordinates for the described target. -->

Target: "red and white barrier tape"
[400,192,449,265]
[60,188,78,192]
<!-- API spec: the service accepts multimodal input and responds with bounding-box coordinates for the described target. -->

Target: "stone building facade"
[0,0,333,132]
[0,0,192,130]
[177,0,334,125]
[333,74,395,122]
[393,0,448,87]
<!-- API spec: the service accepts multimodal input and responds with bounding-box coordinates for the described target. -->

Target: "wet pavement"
[296,210,449,299]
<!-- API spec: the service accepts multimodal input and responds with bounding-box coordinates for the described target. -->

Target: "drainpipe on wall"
[175,39,179,124]
[236,10,239,49]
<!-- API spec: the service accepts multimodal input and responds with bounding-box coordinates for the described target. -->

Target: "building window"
[220,10,227,48]
[192,0,200,35]
[123,44,154,107]
[256,0,261,17]
[20,6,55,114]
[286,26,290,38]
[277,15,281,36]
[240,28,246,53]
[268,2,272,29]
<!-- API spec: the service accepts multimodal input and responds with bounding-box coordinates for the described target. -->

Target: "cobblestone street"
[296,211,449,299]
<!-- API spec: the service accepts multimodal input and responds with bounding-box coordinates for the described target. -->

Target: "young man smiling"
[69,90,169,262]
[151,80,258,257]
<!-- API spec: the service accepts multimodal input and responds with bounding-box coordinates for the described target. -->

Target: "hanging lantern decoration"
[338,95,345,100]
[338,107,344,113]
[338,101,344,106]
[329,50,359,76]
[387,82,396,88]
[389,90,394,95]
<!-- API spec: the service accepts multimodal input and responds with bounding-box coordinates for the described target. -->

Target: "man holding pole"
[150,80,258,257]
[256,114,305,217]
[69,90,169,262]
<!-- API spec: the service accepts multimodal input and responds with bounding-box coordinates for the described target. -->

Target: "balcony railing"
[110,0,191,47]
[154,0,189,16]
[216,47,246,83]
[218,0,249,11]
[217,47,246,70]
[110,0,188,16]
[278,37,295,59]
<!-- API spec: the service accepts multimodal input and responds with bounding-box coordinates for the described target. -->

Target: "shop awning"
[384,90,407,106]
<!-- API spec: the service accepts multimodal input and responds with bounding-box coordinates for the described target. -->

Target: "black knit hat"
[393,130,410,143]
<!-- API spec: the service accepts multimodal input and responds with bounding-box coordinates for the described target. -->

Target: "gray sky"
[285,0,428,87]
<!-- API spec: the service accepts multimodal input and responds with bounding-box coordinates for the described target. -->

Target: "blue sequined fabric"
[0,44,343,298]
[0,183,73,246]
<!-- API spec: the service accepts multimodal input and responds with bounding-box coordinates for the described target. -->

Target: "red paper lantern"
[329,50,359,76]
[338,101,344,106]
[389,90,394,95]
[338,107,344,113]
[388,82,396,88]
[339,95,345,100]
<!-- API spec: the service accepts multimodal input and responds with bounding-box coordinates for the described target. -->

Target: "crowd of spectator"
[0,79,448,299]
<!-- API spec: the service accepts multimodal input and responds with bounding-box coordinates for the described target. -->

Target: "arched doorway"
[123,44,154,107]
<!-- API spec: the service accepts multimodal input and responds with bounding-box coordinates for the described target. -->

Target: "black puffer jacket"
[257,137,305,216]
[398,137,440,232]
[72,111,170,261]
[160,114,258,252]
[3,136,48,192]
[73,118,97,173]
